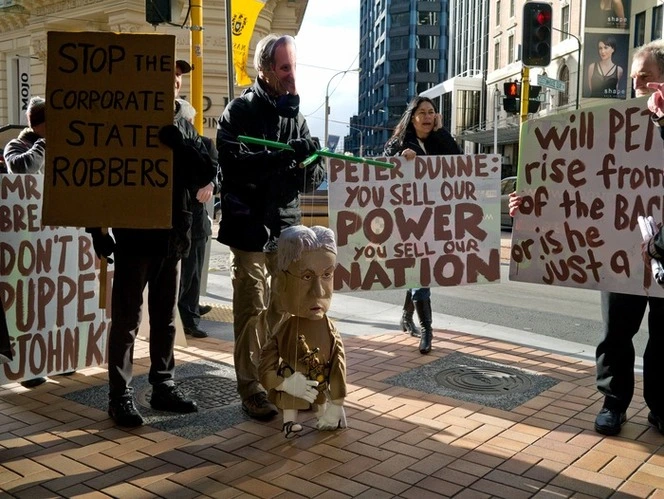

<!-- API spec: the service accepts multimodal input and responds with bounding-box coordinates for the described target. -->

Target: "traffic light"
[528,85,542,113]
[522,2,553,67]
[146,0,174,26]
[503,81,520,113]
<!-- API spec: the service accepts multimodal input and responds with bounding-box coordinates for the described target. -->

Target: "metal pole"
[225,0,234,101]
[191,0,204,133]
[493,85,499,153]
[324,68,360,150]
[552,26,581,110]
[520,66,530,124]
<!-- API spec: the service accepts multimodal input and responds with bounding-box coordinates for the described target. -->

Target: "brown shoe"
[242,392,278,421]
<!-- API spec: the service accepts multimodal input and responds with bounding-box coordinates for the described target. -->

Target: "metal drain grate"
[385,352,559,411]
[435,365,533,394]
[136,375,241,411]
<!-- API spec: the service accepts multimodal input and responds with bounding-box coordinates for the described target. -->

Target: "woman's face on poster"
[598,42,614,60]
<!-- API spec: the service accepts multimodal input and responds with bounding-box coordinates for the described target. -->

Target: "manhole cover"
[137,375,241,411]
[435,365,533,394]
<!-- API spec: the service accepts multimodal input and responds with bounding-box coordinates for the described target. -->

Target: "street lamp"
[348,125,364,157]
[324,68,360,150]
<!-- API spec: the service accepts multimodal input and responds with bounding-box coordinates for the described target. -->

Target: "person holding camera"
[216,34,325,421]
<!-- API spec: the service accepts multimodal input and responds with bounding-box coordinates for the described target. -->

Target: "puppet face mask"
[281,248,335,320]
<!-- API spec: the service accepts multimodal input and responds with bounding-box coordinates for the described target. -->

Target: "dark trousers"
[410,288,431,301]
[178,237,207,328]
[107,252,180,401]
[597,291,664,416]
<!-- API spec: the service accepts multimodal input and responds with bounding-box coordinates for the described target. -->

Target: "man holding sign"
[509,40,664,436]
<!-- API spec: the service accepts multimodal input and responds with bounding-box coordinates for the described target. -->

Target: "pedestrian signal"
[522,2,553,67]
[503,81,520,114]
[527,85,542,113]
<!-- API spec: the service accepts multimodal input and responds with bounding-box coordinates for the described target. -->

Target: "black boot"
[400,291,420,337]
[414,299,433,354]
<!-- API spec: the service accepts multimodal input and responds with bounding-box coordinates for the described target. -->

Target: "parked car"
[500,176,517,230]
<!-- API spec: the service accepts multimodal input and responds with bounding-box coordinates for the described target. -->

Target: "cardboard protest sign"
[0,175,112,383]
[509,97,664,297]
[328,155,502,292]
[43,31,175,228]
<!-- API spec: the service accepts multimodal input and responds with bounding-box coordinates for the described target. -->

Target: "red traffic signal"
[504,81,520,97]
[503,81,520,113]
[522,2,553,67]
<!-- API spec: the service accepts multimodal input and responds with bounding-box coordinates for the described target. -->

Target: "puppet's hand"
[277,372,318,403]
[316,402,346,430]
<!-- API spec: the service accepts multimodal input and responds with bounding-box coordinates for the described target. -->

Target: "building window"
[561,5,569,40]
[496,0,501,26]
[494,40,500,70]
[634,11,646,47]
[508,35,514,64]
[653,6,663,41]
[510,0,515,18]
[557,65,570,107]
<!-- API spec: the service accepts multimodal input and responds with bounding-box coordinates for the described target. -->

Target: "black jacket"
[384,127,462,157]
[113,117,217,258]
[216,78,325,252]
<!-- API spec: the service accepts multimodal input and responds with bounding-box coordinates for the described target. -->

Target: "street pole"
[191,0,204,133]
[324,68,360,149]
[493,85,499,153]
[552,26,581,110]
[224,0,234,101]
[348,125,364,156]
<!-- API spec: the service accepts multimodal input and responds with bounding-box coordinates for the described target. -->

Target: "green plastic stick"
[238,135,394,169]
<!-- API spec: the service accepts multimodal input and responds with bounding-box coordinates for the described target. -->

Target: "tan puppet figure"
[259,225,347,437]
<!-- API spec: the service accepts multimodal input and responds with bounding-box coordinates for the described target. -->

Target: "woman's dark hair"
[598,36,617,52]
[389,96,437,144]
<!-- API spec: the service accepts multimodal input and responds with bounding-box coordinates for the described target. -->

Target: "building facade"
[0,0,308,144]
[347,0,453,156]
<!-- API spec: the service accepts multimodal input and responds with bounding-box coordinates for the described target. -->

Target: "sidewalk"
[1,248,663,497]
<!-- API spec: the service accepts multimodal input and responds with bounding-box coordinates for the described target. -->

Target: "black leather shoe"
[594,408,626,435]
[21,377,46,388]
[242,392,278,421]
[199,305,212,316]
[648,412,664,435]
[184,326,208,338]
[150,385,198,413]
[108,397,144,427]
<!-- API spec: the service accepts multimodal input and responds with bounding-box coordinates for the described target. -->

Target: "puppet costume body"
[259,315,346,410]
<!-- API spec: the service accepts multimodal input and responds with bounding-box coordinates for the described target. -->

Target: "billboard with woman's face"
[582,33,630,99]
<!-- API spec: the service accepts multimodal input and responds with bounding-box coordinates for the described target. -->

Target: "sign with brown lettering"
[509,97,664,296]
[0,175,112,383]
[43,31,175,228]
[328,155,502,291]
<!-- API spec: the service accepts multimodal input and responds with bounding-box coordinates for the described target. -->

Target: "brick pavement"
[1,315,664,498]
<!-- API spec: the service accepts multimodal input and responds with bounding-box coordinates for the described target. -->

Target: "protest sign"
[43,31,175,228]
[0,175,112,383]
[328,155,502,292]
[509,97,664,296]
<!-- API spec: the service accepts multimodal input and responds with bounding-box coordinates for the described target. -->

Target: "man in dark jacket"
[89,101,217,428]
[4,96,46,174]
[175,98,219,338]
[216,34,325,420]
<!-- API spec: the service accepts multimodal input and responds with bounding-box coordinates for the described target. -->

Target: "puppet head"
[276,225,337,320]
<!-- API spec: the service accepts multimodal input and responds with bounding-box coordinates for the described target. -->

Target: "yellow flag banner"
[232,0,266,87]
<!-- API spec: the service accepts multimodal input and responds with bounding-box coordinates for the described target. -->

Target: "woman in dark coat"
[384,96,462,354]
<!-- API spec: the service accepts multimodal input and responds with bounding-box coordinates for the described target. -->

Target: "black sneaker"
[150,385,198,413]
[242,392,278,421]
[648,412,664,435]
[594,407,626,436]
[199,305,212,316]
[184,326,208,338]
[108,397,144,427]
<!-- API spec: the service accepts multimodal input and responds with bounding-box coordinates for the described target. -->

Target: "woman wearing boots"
[384,96,462,354]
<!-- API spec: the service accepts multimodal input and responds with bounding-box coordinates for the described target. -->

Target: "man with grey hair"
[216,34,325,420]
[594,39,664,436]
[4,96,46,174]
